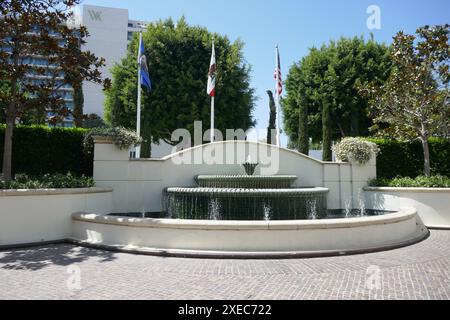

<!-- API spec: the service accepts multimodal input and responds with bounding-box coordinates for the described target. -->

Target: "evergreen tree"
[266,90,276,145]
[104,18,256,157]
[72,82,84,127]
[283,36,392,156]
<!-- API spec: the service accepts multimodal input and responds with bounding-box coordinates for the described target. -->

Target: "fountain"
[71,140,429,258]
[164,163,329,221]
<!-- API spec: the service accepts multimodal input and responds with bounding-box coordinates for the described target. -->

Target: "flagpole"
[210,96,215,142]
[136,32,142,158]
[275,45,281,147]
[209,38,215,143]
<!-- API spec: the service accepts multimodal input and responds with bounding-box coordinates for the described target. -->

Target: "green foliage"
[0,125,92,176]
[283,36,392,149]
[83,126,143,154]
[0,173,94,189]
[333,137,379,165]
[104,18,256,157]
[367,138,450,178]
[369,175,450,188]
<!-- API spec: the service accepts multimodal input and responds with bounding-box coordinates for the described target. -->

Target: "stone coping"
[92,135,114,144]
[165,187,329,195]
[364,187,450,193]
[195,175,298,180]
[0,187,113,197]
[72,207,416,231]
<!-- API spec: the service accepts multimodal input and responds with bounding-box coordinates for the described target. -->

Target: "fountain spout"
[242,161,259,176]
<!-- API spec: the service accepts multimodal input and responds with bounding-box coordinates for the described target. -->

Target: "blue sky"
[82,0,449,146]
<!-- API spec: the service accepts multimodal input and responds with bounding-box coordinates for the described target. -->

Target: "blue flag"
[138,35,152,90]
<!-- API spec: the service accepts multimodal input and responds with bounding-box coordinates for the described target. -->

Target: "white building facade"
[76,5,148,117]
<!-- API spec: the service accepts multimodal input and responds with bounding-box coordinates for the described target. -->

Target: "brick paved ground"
[0,230,449,300]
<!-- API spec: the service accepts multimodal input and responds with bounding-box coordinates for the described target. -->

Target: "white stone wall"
[0,188,112,246]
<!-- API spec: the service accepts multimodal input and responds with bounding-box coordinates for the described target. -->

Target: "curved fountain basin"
[71,207,428,258]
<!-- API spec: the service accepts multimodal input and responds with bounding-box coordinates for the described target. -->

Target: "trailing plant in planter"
[333,137,379,165]
[83,127,143,154]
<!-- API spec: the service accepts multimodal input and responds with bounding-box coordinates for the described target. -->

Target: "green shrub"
[366,138,450,179]
[0,173,94,189]
[333,137,379,165]
[0,125,93,177]
[369,175,450,188]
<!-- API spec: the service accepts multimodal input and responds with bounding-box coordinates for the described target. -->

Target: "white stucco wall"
[93,139,377,213]
[0,188,113,246]
[364,187,450,228]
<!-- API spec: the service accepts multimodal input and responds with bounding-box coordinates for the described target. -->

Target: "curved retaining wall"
[0,188,113,246]
[71,208,427,258]
[364,187,450,229]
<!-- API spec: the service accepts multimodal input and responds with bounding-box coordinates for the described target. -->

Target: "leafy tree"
[361,25,450,177]
[283,36,392,158]
[266,90,276,145]
[0,0,109,181]
[104,18,256,157]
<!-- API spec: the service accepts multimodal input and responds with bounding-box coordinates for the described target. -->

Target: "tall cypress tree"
[322,99,332,161]
[297,99,309,155]
[266,90,276,145]
[72,82,84,127]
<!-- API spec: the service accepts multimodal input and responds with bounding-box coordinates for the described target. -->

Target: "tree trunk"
[421,136,431,177]
[322,100,332,161]
[2,117,14,181]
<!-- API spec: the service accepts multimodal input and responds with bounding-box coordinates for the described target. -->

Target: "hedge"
[367,138,450,179]
[0,125,93,177]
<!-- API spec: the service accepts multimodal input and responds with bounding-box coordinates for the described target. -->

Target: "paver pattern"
[0,230,449,300]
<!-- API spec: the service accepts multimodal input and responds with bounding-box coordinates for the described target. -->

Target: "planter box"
[0,187,113,246]
[364,187,450,229]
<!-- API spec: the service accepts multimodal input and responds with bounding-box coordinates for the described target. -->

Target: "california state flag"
[207,41,216,97]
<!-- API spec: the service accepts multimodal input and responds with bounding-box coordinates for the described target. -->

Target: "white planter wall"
[365,187,450,228]
[0,188,113,246]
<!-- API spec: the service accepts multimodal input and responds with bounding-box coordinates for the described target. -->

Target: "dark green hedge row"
[0,125,93,177]
[367,138,450,179]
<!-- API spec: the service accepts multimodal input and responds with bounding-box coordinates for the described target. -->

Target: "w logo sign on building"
[88,10,102,22]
